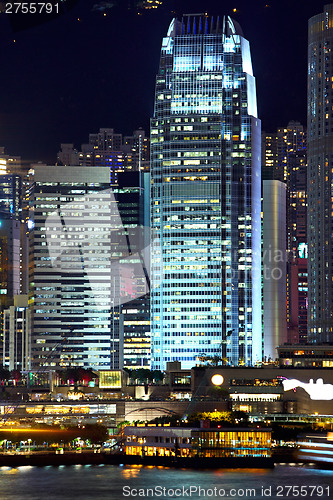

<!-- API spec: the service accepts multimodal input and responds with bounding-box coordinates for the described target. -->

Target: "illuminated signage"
[99,370,122,389]
[298,242,308,259]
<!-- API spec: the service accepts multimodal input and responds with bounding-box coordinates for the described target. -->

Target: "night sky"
[0,0,328,163]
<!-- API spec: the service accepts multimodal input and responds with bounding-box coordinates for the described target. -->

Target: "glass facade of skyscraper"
[150,15,261,369]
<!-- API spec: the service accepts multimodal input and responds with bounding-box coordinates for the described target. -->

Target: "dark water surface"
[0,464,333,499]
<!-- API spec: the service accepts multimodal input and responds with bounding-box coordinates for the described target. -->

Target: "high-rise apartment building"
[262,122,306,250]
[262,122,307,344]
[150,15,262,369]
[308,4,333,342]
[85,128,124,184]
[57,144,79,167]
[263,180,287,360]
[122,129,150,172]
[89,128,122,152]
[58,128,150,182]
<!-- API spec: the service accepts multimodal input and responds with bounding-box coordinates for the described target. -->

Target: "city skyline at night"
[0,2,323,373]
[1,3,333,491]
[0,0,329,164]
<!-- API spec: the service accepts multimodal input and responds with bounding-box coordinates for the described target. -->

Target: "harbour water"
[0,464,333,499]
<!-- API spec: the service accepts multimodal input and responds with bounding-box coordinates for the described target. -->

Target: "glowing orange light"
[0,428,59,433]
[211,374,224,386]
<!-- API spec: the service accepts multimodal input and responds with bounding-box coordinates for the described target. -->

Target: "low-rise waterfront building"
[123,426,271,458]
[191,366,333,416]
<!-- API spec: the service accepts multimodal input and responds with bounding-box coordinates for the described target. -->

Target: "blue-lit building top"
[150,15,262,369]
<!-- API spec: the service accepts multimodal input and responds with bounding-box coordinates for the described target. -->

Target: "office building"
[308,4,333,342]
[150,15,262,369]
[121,297,150,369]
[30,165,119,369]
[262,180,287,360]
[0,217,21,303]
[2,295,31,371]
[262,122,305,183]
[114,171,151,369]
[0,174,22,221]
[0,163,29,365]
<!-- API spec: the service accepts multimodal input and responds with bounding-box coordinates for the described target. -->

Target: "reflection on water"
[0,464,332,499]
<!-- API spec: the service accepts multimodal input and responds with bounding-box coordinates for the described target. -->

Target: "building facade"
[0,174,22,220]
[123,426,271,458]
[30,166,118,370]
[262,122,307,344]
[0,148,21,176]
[2,294,31,371]
[191,365,333,416]
[58,128,150,183]
[150,15,261,369]
[262,180,287,360]
[114,171,151,369]
[308,4,333,342]
[122,129,150,172]
[0,218,21,301]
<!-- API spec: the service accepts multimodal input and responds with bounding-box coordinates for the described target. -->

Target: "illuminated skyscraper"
[262,122,308,344]
[114,171,151,369]
[308,4,333,342]
[263,180,287,360]
[150,15,262,369]
[30,166,116,369]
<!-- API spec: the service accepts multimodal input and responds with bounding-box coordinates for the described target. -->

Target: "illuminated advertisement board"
[99,370,122,389]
